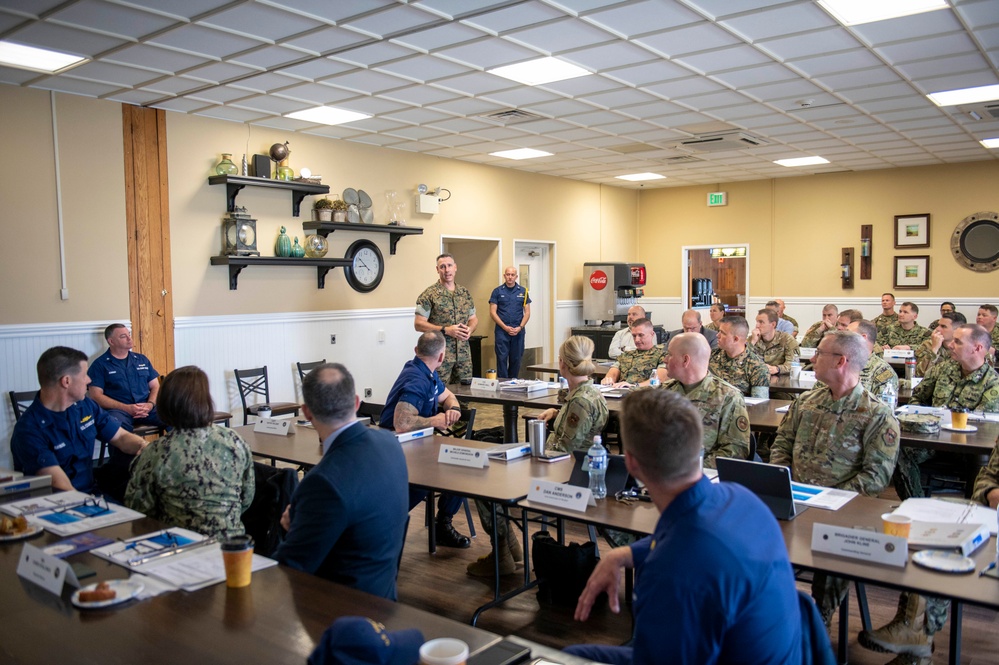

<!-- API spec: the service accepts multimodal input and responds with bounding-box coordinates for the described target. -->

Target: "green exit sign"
[707,192,727,207]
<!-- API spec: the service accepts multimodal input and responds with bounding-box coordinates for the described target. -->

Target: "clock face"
[345,240,384,293]
[238,223,255,246]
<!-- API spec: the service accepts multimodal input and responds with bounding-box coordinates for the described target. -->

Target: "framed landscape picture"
[894,214,930,248]
[893,255,930,289]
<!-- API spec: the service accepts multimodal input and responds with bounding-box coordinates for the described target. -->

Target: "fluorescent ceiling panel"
[774,156,831,167]
[616,172,665,181]
[488,57,589,86]
[0,41,86,73]
[817,0,948,26]
[927,84,999,107]
[980,138,999,149]
[286,106,371,125]
[489,148,553,160]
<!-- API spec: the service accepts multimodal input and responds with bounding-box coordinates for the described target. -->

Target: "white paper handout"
[790,482,857,511]
[892,498,998,536]
[1,491,145,536]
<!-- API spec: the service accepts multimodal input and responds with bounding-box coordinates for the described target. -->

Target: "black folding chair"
[234,366,300,425]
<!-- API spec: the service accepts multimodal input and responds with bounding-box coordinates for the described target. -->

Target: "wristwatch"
[449,406,462,412]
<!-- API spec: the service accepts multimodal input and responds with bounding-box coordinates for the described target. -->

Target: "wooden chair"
[8,390,36,422]
[296,359,326,384]
[356,401,384,426]
[234,366,300,425]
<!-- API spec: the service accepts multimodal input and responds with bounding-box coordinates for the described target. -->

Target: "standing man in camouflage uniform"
[601,319,667,386]
[775,299,799,337]
[895,323,999,499]
[770,330,899,628]
[914,311,966,376]
[704,303,725,332]
[873,293,899,346]
[801,304,838,348]
[749,309,799,376]
[862,404,999,665]
[883,302,930,350]
[415,253,478,384]
[710,315,769,397]
[662,333,750,467]
[848,320,899,397]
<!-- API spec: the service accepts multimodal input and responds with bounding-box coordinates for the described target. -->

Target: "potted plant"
[313,197,334,222]
[331,198,349,223]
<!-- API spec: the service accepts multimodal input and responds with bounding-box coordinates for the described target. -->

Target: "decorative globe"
[269,141,290,162]
[305,234,329,258]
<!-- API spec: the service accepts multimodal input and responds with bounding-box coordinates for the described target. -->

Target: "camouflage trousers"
[812,573,850,627]
[899,592,949,634]
[474,499,511,541]
[439,338,473,384]
[892,447,935,500]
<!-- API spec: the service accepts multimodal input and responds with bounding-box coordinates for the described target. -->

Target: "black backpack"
[240,462,299,557]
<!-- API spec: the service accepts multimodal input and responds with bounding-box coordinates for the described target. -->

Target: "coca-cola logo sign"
[589,270,608,290]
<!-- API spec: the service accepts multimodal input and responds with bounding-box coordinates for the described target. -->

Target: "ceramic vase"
[275,226,292,257]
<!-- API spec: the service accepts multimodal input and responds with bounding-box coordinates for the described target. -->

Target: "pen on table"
[978,561,997,577]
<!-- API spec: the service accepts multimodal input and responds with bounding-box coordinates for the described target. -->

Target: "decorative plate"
[342,188,359,206]
[912,550,975,574]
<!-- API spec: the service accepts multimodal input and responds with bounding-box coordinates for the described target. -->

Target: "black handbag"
[531,531,602,608]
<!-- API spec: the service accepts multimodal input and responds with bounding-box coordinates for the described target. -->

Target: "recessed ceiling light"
[774,156,830,167]
[285,106,370,125]
[927,84,999,107]
[488,57,590,86]
[0,40,86,73]
[818,0,948,26]
[489,148,553,160]
[616,173,666,181]
[981,138,999,149]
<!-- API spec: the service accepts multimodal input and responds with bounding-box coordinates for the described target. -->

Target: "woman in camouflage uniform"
[125,366,255,538]
[536,336,609,453]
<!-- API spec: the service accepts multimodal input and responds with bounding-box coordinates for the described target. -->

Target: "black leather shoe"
[435,520,471,548]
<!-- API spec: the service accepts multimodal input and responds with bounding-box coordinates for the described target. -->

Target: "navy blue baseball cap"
[308,616,424,665]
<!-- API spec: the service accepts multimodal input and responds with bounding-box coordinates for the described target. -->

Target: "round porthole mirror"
[951,211,999,272]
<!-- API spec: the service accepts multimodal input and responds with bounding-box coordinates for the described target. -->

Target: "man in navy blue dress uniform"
[275,363,409,600]
[87,323,162,436]
[489,266,531,379]
[569,389,802,665]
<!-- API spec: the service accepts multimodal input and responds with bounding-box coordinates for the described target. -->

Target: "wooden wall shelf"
[210,256,350,290]
[301,221,423,255]
[208,175,329,217]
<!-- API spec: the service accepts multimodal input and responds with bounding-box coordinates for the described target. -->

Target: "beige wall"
[0,87,129,323]
[638,161,999,298]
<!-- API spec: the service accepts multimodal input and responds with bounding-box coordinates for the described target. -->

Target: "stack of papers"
[499,380,551,393]
[744,396,770,405]
[892,498,997,536]
[790,483,857,510]
[1,491,144,536]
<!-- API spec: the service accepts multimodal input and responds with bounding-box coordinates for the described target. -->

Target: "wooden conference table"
[0,494,499,664]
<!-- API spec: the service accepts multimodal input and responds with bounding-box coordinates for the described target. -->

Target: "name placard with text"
[438,445,489,468]
[527,479,594,512]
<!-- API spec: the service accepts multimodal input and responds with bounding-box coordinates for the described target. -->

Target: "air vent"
[610,142,660,154]
[959,102,999,121]
[480,109,544,124]
[664,155,703,163]
[677,131,767,153]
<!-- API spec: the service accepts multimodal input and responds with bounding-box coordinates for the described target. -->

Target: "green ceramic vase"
[291,237,305,258]
[275,226,292,257]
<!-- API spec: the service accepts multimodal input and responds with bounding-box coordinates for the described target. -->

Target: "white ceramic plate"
[0,524,43,542]
[72,579,145,609]
[342,188,359,205]
[942,424,978,433]
[357,189,372,208]
[912,550,975,574]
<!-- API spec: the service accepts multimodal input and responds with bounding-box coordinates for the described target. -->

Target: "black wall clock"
[344,239,384,292]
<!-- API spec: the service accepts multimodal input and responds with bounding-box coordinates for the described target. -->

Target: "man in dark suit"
[274,363,409,600]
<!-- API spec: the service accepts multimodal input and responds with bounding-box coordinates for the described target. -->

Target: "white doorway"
[681,244,750,315]
[514,240,555,368]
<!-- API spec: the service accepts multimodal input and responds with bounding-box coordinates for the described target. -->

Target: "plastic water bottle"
[790,352,801,379]
[649,368,660,387]
[559,376,569,391]
[587,436,608,500]
[880,382,897,413]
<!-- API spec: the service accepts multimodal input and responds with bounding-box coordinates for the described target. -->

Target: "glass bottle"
[276,158,294,181]
[215,153,238,175]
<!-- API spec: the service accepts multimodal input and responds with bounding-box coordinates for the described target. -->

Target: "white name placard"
[438,444,489,468]
[253,418,292,436]
[17,543,80,595]
[470,378,499,391]
[811,523,908,568]
[527,479,594,512]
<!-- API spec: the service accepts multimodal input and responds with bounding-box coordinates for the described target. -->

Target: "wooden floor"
[394,404,999,665]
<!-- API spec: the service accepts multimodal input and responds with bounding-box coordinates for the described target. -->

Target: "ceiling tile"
[435,35,539,69]
[524,98,599,117]
[278,58,354,82]
[615,99,689,119]
[48,0,178,39]
[374,54,474,83]
[896,53,993,82]
[741,78,825,103]
[674,45,774,76]
[140,75,211,95]
[583,0,702,38]
[915,71,999,95]
[184,62,260,85]
[850,9,965,45]
[195,105,270,122]
[382,83,461,105]
[876,33,979,65]
[186,85,257,104]
[757,27,860,61]
[578,87,660,109]
[6,20,127,56]
[382,107,455,124]
[323,69,409,94]
[432,70,517,96]
[721,3,835,42]
[340,4,442,39]
[426,117,499,133]
[65,61,160,87]
[281,27,371,56]
[481,85,563,107]
[272,81,363,105]
[152,97,214,113]
[332,41,419,68]
[561,41,659,70]
[602,59,692,87]
[339,95,411,115]
[678,89,753,111]
[504,17,614,53]
[230,94,307,114]
[564,109,632,126]
[31,75,121,96]
[383,125,450,141]
[837,81,916,104]
[149,24,265,58]
[459,3,566,34]
[230,45,312,70]
[103,89,165,104]
[104,44,209,74]
[811,68,903,91]
[540,72,626,95]
[117,0,239,20]
[198,3,324,41]
[229,72,302,93]
[645,75,724,99]
[391,22,486,53]
[430,96,507,116]
[788,49,883,77]
[636,23,741,58]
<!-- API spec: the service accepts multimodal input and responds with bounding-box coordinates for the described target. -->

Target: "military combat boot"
[466,543,516,577]
[858,592,933,657]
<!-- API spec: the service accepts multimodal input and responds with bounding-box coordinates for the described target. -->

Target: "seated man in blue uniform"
[569,389,802,665]
[489,266,531,379]
[379,331,470,549]
[87,323,162,436]
[10,346,147,493]
[275,363,409,600]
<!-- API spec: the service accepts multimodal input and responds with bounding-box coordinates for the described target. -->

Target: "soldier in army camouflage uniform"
[415,253,478,384]
[926,301,955,332]
[861,411,999,665]
[894,323,999,500]
[125,366,255,539]
[709,315,769,397]
[914,311,965,376]
[801,304,838,348]
[770,331,900,628]
[703,303,725,332]
[663,333,750,466]
[882,302,930,350]
[976,304,999,365]
[602,319,666,386]
[749,309,799,375]
[873,293,899,347]
[849,320,899,397]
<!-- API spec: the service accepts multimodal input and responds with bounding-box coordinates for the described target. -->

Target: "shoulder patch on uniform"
[736,415,749,432]
[883,427,898,447]
[568,412,580,427]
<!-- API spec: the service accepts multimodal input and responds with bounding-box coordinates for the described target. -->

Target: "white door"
[514,242,551,361]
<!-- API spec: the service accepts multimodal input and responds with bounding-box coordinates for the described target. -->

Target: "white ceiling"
[2,0,998,188]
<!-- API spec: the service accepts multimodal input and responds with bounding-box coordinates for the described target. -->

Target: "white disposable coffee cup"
[257,407,272,419]
[419,638,469,665]
[790,366,802,380]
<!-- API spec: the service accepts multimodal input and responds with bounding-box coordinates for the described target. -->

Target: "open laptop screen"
[715,457,806,521]
[566,450,636,496]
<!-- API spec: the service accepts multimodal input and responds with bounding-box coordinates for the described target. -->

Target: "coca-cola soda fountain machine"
[583,262,646,324]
